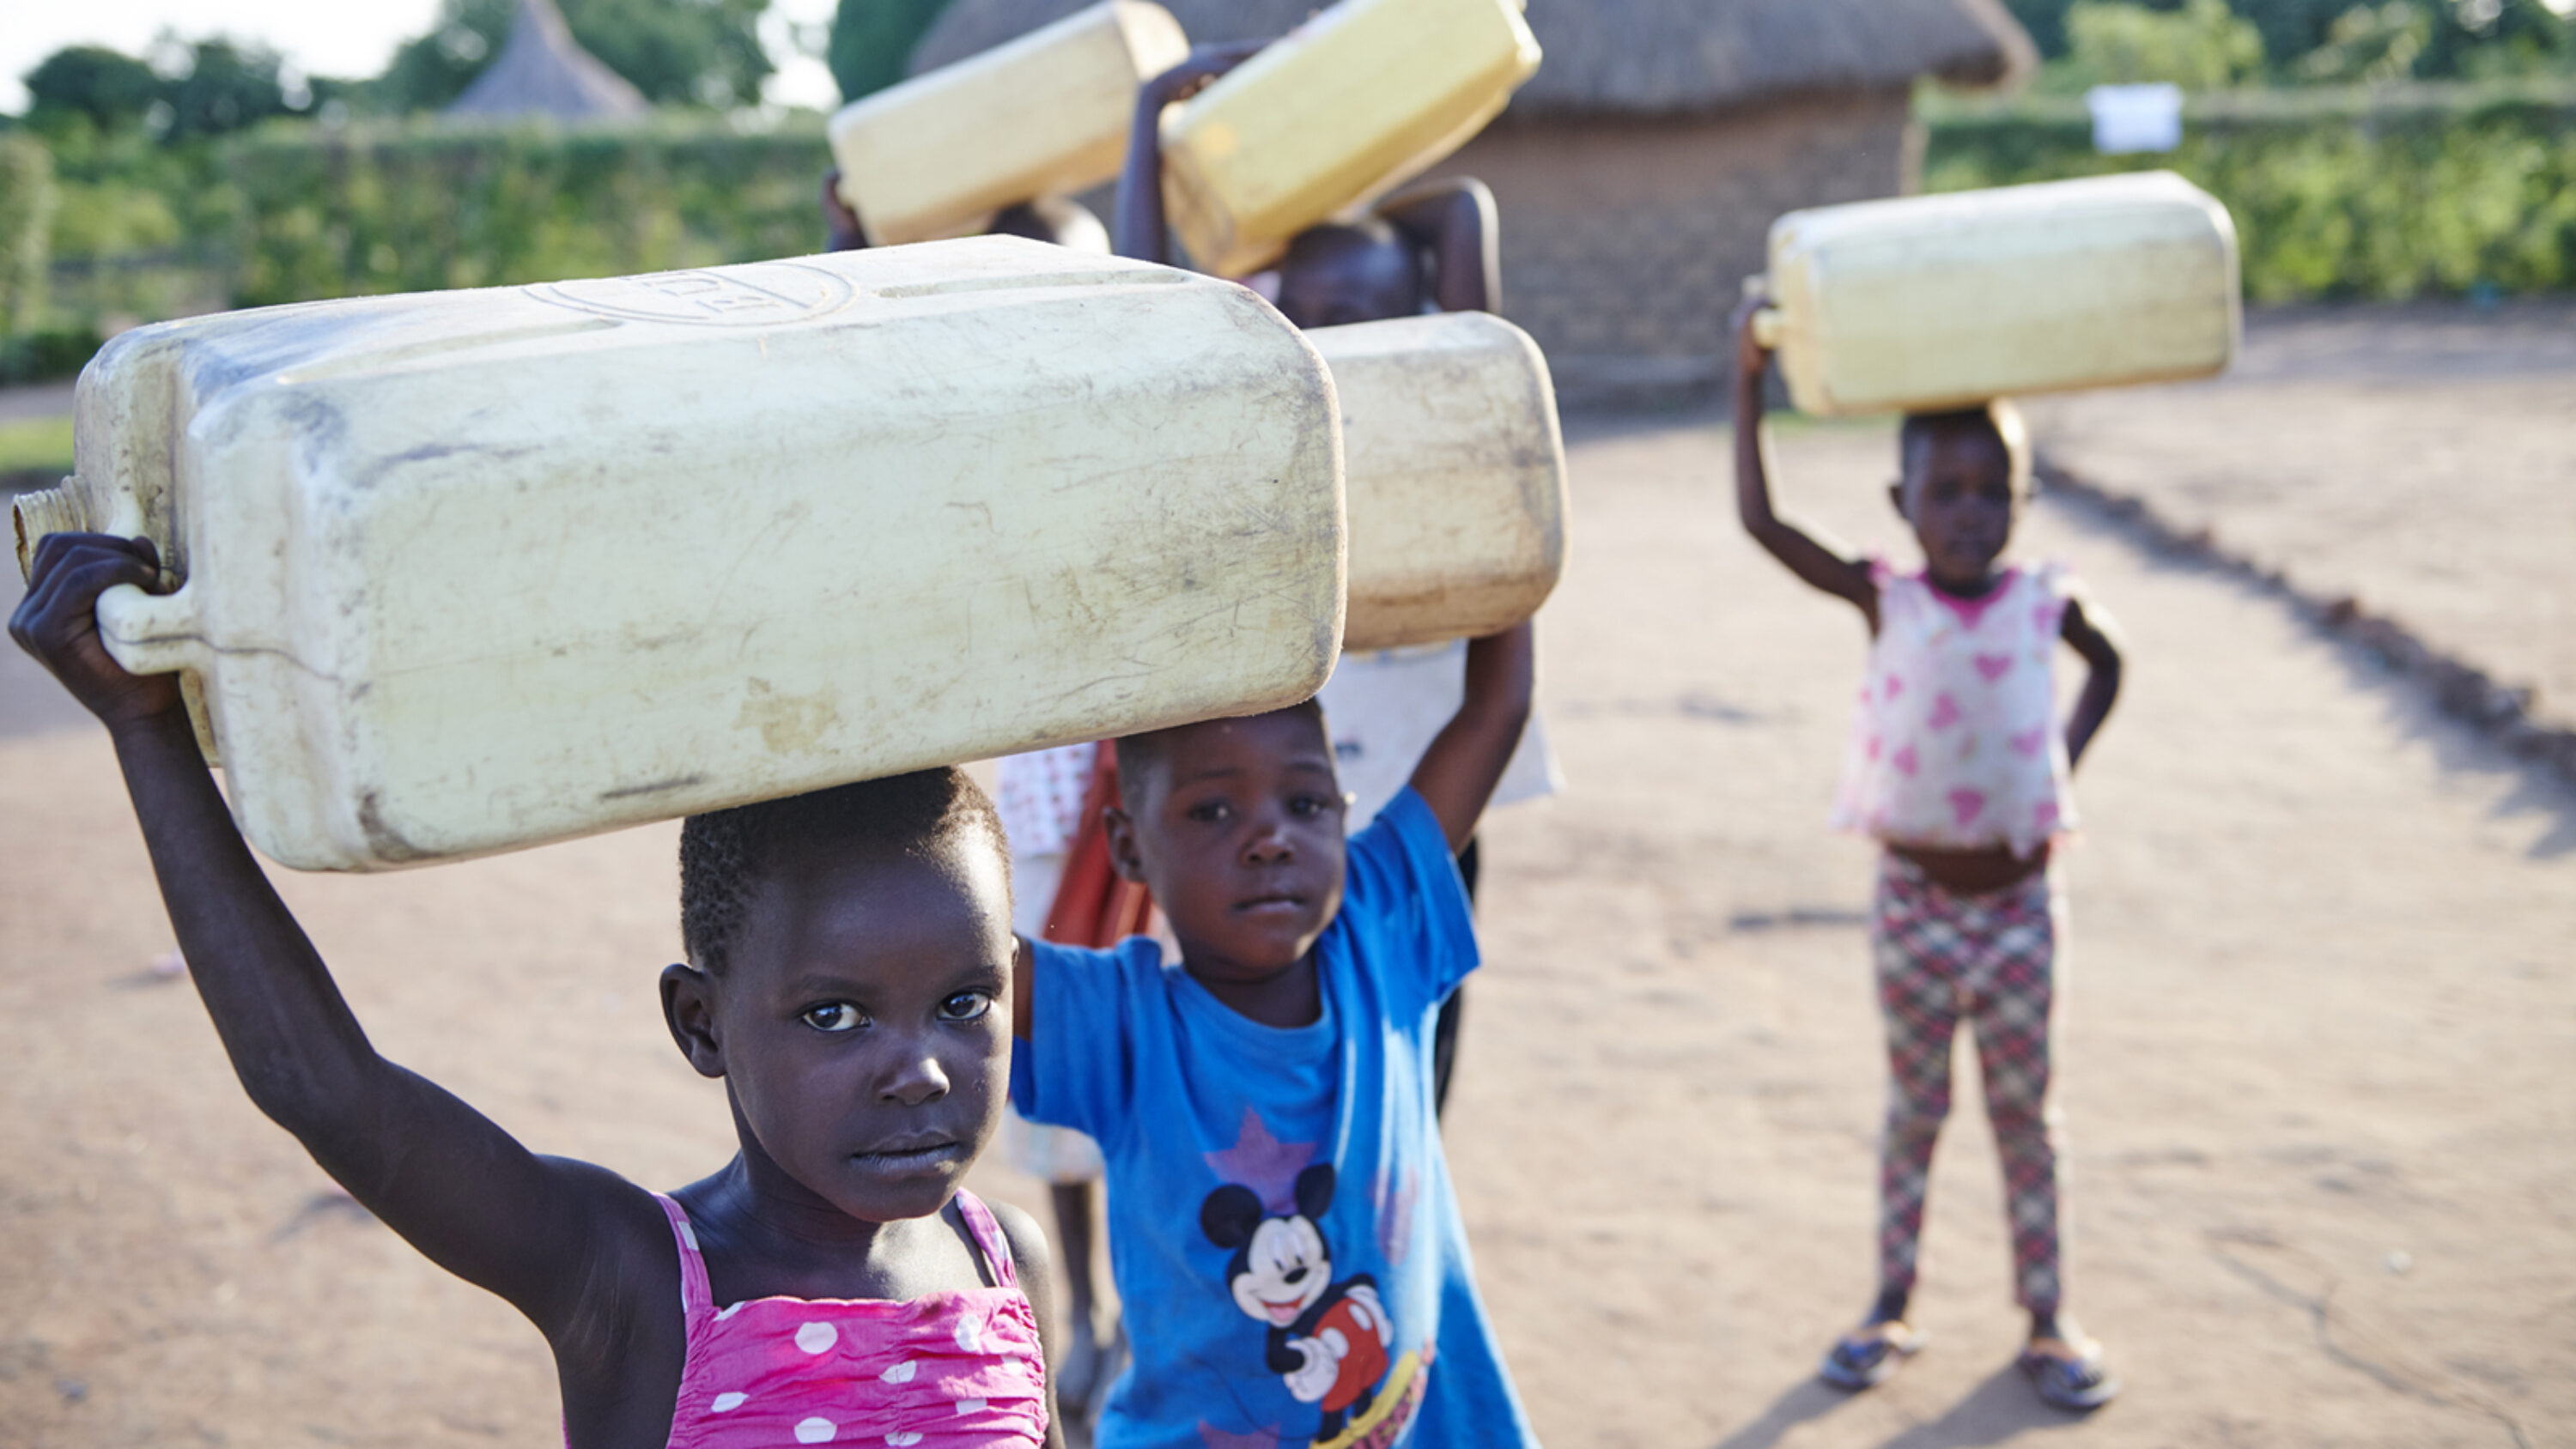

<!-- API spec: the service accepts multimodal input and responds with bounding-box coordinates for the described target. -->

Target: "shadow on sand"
[2034,482,2576,861]
[1707,1368,2088,1449]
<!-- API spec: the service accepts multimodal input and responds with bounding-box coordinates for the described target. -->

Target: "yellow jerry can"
[829,0,1189,246]
[1159,0,1540,277]
[1753,171,2241,416]
[13,239,1344,870]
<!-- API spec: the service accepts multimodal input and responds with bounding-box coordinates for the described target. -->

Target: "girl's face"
[686,841,1015,1225]
[1896,426,2022,590]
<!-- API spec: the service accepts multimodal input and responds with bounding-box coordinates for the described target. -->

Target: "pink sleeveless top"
[649,1190,1048,1449]
[1832,561,2078,860]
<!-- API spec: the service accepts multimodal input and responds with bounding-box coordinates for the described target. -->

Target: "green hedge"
[1922,80,2576,301]
[222,115,834,307]
[14,83,2576,352]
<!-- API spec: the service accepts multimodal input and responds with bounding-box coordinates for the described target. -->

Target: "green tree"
[2002,0,2081,57]
[2413,0,2575,77]
[374,0,776,112]
[2062,0,2269,88]
[161,39,297,141]
[1991,0,2569,74]
[828,0,954,102]
[0,133,58,330]
[21,46,163,132]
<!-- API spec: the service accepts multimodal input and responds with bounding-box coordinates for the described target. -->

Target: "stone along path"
[3,419,2571,1446]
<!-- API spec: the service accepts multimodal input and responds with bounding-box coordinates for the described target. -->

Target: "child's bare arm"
[991,1201,1068,1449]
[1406,621,1534,852]
[2059,595,2123,766]
[1114,43,1264,264]
[1729,294,1878,625]
[1376,177,1498,314]
[1113,45,1262,266]
[9,535,658,1344]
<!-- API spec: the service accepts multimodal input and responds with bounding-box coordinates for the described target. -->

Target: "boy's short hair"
[1115,699,1332,809]
[1277,220,1423,318]
[1899,399,2031,496]
[1281,216,1406,270]
[678,768,1005,976]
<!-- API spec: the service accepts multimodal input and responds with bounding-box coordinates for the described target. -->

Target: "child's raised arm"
[1730,293,1879,625]
[1376,177,1499,315]
[1113,42,1266,264]
[1406,621,1534,853]
[9,536,663,1353]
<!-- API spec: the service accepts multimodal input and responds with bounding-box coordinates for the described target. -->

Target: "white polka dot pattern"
[650,1190,1045,1447]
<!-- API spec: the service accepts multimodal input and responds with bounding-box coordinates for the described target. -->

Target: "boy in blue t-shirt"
[1010,622,1537,1449]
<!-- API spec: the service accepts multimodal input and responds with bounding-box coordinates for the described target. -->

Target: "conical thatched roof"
[447,0,650,122]
[910,0,2032,114]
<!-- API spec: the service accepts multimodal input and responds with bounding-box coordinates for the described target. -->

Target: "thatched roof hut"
[914,0,2034,402]
[447,0,650,124]
[916,0,2032,113]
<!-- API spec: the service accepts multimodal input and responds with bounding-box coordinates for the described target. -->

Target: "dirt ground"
[2026,300,2576,724]
[4,315,2574,1446]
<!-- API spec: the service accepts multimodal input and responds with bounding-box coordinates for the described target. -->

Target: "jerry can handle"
[96,582,206,678]
[1737,276,1784,350]
[1750,307,1784,350]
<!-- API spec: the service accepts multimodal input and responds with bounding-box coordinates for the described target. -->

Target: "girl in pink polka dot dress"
[3,551,1062,1449]
[1730,297,2127,1414]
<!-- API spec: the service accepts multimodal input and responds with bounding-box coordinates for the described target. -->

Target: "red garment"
[1316,1295,1392,1414]
[1041,743,1155,949]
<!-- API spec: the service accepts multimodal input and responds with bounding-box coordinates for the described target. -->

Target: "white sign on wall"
[2087,83,2185,155]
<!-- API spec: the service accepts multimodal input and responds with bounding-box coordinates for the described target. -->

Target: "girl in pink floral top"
[1731,295,2125,1413]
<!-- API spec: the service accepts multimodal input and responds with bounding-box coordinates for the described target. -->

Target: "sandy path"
[2025,300,2576,724]
[3,419,2572,1446]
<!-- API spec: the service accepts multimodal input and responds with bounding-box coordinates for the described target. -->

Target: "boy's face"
[1275,235,1420,330]
[1109,710,1349,985]
[1894,425,2021,589]
[672,840,1015,1224]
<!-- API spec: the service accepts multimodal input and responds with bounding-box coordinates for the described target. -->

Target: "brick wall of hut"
[1431,88,1922,402]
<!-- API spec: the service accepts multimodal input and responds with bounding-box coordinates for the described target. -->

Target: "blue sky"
[2,0,846,115]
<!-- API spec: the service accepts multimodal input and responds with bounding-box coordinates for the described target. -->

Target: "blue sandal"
[2019,1339,2120,1410]
[1818,1321,1924,1391]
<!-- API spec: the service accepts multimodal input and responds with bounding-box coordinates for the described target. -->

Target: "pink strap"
[953,1190,1018,1291]
[651,1191,714,1319]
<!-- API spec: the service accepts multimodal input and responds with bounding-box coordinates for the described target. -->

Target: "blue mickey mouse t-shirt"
[1013,787,1538,1449]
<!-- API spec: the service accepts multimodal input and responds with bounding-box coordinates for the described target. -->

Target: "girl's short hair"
[678,768,1005,976]
[1899,399,2032,496]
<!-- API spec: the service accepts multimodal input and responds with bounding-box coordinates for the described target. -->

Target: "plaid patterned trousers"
[1871,852,2063,1315]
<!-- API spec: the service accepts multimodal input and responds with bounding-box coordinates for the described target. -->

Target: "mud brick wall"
[1434,88,1921,403]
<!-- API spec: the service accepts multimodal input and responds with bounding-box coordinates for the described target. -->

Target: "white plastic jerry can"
[1309,312,1566,652]
[829,0,1188,247]
[1752,171,2241,416]
[1159,0,1541,277]
[11,239,1345,871]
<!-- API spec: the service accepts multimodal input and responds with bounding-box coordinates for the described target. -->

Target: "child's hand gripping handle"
[10,531,194,731]
[17,491,206,680]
